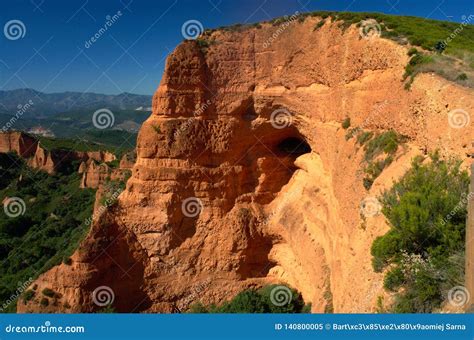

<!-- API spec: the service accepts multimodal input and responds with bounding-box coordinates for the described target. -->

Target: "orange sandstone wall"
[18,17,474,313]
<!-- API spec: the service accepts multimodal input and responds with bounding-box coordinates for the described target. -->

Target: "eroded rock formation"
[19,17,474,313]
[0,131,37,158]
[0,131,120,175]
[79,153,134,189]
[28,144,77,174]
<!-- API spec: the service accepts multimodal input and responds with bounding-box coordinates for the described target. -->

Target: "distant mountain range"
[0,88,152,116]
[0,89,152,146]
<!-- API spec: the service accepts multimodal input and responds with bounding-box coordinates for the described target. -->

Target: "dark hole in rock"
[276,137,311,155]
[242,106,257,121]
[242,112,257,121]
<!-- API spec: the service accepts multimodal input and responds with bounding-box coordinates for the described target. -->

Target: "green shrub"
[407,47,419,56]
[40,298,49,307]
[314,19,326,31]
[345,127,361,141]
[97,305,116,313]
[375,296,386,313]
[188,302,209,313]
[106,159,120,169]
[42,288,56,298]
[22,290,35,303]
[189,284,310,313]
[152,125,161,134]
[344,128,405,189]
[341,117,351,129]
[403,52,434,89]
[434,41,446,53]
[456,73,468,81]
[371,153,469,312]
[358,130,406,189]
[356,131,374,146]
[363,178,374,191]
[363,157,394,190]
[364,130,405,162]
[195,38,209,49]
[383,266,405,291]
[371,231,401,272]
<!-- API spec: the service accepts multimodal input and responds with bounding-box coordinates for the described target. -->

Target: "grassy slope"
[302,12,474,55]
[305,12,474,87]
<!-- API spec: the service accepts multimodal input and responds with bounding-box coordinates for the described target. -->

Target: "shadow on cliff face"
[233,207,276,278]
[168,216,197,250]
[80,212,152,312]
[227,100,314,206]
[232,112,312,279]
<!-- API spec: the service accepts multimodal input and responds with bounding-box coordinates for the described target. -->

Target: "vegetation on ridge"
[294,11,474,56]
[38,133,133,158]
[207,11,474,88]
[211,11,473,57]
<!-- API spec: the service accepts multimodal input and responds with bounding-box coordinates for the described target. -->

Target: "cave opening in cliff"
[276,137,311,156]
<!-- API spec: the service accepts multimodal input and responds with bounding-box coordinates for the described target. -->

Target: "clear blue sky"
[0,0,473,95]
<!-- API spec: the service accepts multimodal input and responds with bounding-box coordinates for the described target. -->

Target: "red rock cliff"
[19,17,474,313]
[0,131,37,158]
